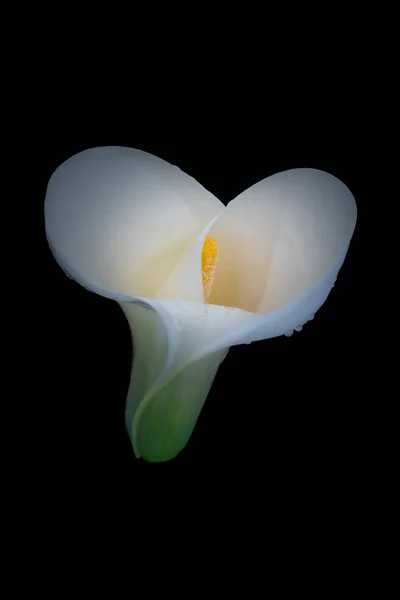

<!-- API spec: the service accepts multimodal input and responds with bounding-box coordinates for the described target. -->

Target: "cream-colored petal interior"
[155,214,221,303]
[208,168,357,313]
[45,146,224,298]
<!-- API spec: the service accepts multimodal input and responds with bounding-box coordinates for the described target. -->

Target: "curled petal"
[45,146,224,300]
[209,168,357,314]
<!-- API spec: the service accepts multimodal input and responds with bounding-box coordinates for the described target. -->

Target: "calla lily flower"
[45,146,357,462]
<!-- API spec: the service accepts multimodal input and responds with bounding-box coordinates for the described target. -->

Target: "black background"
[39,118,368,492]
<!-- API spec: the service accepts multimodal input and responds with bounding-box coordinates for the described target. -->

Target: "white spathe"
[45,146,357,462]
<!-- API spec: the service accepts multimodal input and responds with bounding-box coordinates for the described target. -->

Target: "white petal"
[45,146,224,300]
[208,168,357,314]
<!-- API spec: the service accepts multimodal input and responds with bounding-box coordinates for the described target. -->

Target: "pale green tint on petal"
[119,298,237,460]
[208,169,357,314]
[120,302,171,436]
[120,298,255,461]
[45,146,224,300]
[132,347,229,461]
